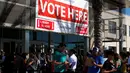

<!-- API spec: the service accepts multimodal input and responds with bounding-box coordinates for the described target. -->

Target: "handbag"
[27,64,37,71]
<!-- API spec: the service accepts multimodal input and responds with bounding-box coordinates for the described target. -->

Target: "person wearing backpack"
[26,53,37,73]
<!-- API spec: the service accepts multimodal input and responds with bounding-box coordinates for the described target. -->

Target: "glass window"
[64,34,85,49]
[65,35,84,43]
[109,21,116,34]
[0,28,2,37]
[29,31,33,40]
[30,31,48,42]
[2,28,21,39]
[123,47,127,52]
[37,32,42,40]
[52,32,62,43]
[129,26,130,36]
[33,31,37,40]
[109,46,116,52]
[123,24,127,36]
[41,32,48,42]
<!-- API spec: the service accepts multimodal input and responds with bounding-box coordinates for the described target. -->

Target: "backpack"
[26,58,37,71]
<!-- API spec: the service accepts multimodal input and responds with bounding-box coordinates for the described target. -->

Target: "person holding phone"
[53,43,68,72]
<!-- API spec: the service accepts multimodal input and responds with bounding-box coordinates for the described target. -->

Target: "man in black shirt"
[102,50,117,73]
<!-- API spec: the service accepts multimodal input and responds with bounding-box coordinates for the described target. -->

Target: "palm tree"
[92,0,103,52]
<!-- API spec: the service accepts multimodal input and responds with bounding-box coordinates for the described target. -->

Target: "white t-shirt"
[68,54,77,70]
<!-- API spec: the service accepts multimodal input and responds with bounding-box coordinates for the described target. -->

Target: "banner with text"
[35,0,89,36]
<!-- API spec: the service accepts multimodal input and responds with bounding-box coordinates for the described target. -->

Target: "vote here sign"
[35,0,89,36]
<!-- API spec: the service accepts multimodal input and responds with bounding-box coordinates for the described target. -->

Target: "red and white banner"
[36,18,54,30]
[35,0,89,36]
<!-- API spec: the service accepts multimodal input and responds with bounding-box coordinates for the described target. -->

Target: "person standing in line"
[2,53,14,73]
[83,52,91,73]
[53,43,68,72]
[46,49,53,73]
[21,53,29,73]
[114,53,122,73]
[120,52,128,73]
[102,50,117,73]
[26,53,37,73]
[14,53,25,73]
[87,47,104,73]
[67,49,77,73]
[1,51,5,62]
[127,52,130,73]
[40,53,47,73]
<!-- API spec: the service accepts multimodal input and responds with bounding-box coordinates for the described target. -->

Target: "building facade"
[0,0,126,54]
[101,1,130,53]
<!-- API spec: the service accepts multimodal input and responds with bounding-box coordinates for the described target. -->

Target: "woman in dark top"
[26,53,37,73]
[102,50,116,73]
[2,53,14,73]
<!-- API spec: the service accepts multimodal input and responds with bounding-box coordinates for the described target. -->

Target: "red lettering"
[76,26,88,34]
[38,0,88,24]
[37,19,54,30]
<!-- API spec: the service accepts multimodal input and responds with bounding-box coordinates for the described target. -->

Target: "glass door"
[3,42,11,54]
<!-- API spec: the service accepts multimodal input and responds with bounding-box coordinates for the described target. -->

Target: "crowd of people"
[83,48,130,73]
[0,43,78,73]
[0,43,130,73]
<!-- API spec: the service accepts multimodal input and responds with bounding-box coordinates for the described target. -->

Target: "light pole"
[119,6,124,53]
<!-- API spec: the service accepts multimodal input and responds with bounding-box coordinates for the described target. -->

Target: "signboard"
[36,18,54,30]
[35,0,89,36]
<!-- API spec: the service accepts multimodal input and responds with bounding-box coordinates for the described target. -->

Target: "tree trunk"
[92,0,103,52]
